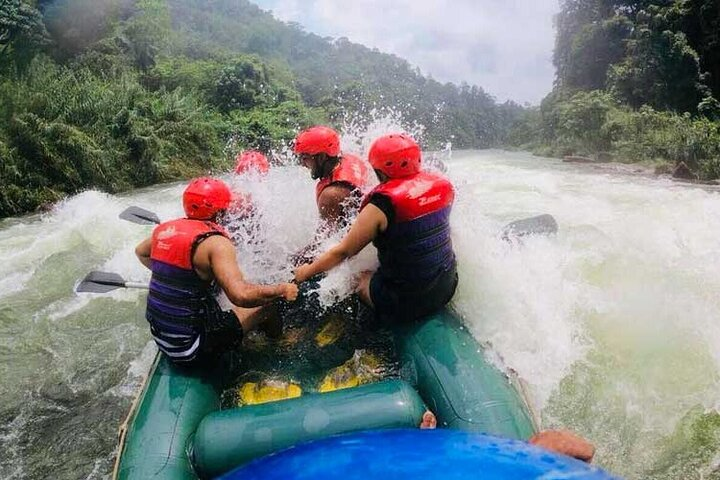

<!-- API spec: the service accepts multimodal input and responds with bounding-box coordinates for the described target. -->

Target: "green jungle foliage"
[0,0,521,218]
[509,0,720,180]
[0,54,228,216]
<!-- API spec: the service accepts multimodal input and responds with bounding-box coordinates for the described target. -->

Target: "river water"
[1,150,719,479]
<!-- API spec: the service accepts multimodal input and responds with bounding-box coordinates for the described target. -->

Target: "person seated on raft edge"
[291,134,598,461]
[294,133,454,429]
[294,125,370,240]
[230,150,270,243]
[293,133,458,324]
[134,177,298,365]
[234,150,270,177]
[229,149,271,223]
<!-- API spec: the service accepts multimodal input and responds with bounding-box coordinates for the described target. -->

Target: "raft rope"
[508,368,541,433]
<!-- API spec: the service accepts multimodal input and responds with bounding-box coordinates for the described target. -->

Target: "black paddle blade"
[501,214,558,241]
[76,271,127,293]
[119,206,160,225]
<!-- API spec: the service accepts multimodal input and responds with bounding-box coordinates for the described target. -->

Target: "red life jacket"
[315,153,370,204]
[151,218,229,270]
[363,171,456,285]
[364,171,454,222]
[147,218,229,362]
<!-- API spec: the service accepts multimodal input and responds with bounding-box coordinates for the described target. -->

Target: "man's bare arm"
[317,184,354,226]
[294,203,387,283]
[135,237,152,270]
[204,236,297,307]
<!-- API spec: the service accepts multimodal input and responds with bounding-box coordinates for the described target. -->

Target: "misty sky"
[252,0,560,105]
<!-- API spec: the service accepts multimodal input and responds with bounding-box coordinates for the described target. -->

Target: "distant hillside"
[1,0,521,217]
[160,0,522,148]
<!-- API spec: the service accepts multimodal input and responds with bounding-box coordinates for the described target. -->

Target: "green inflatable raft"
[112,309,537,479]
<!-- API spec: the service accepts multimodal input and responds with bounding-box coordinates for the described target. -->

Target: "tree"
[121,0,171,71]
[0,0,49,74]
[553,0,617,87]
[42,0,134,59]
[560,90,619,152]
[668,0,720,101]
[562,15,632,91]
[608,24,705,113]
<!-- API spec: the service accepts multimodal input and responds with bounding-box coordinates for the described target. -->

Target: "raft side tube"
[190,379,426,479]
[115,355,221,480]
[393,310,536,439]
[220,429,619,480]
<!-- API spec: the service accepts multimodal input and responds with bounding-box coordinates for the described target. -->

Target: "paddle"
[75,271,148,293]
[119,205,557,239]
[119,206,161,225]
[500,214,558,242]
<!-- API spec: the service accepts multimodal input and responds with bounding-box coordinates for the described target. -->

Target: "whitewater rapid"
[1,150,720,479]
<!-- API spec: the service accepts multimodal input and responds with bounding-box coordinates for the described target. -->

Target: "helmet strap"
[374,169,389,183]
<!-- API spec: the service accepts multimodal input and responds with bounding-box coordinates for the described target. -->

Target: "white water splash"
[107,341,157,398]
[448,151,720,478]
[225,110,421,307]
[338,108,426,158]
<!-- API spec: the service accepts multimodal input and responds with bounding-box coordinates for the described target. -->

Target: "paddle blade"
[119,206,160,225]
[76,271,127,293]
[501,214,558,241]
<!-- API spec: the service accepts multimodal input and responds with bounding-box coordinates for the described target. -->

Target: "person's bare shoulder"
[193,234,235,280]
[318,184,353,208]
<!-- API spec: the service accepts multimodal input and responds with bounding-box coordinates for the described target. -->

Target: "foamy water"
[450,152,720,479]
[1,148,719,479]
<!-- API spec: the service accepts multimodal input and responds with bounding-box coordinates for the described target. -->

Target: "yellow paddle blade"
[318,350,384,393]
[238,380,302,406]
[315,313,346,347]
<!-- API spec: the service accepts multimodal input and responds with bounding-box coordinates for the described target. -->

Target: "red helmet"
[294,126,341,157]
[183,177,232,220]
[368,134,421,178]
[234,150,269,175]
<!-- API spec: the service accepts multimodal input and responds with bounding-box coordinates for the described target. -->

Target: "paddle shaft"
[76,271,149,293]
[119,205,557,238]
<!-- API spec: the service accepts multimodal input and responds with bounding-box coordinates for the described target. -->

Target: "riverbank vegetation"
[508,0,720,181]
[5,0,717,218]
[0,0,522,218]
